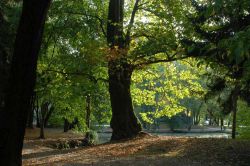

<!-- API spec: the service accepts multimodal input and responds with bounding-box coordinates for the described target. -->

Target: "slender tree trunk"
[39,121,45,139]
[194,104,202,125]
[39,102,48,139]
[84,94,91,144]
[64,119,70,132]
[36,109,40,128]
[86,94,91,129]
[107,0,142,140]
[228,118,231,127]
[27,108,34,128]
[44,105,54,128]
[0,1,51,164]
[35,95,40,128]
[27,94,35,128]
[231,85,240,139]
[220,118,224,131]
[186,109,191,131]
[232,105,237,139]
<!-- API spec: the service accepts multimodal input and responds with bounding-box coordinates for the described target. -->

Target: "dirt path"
[22,133,250,166]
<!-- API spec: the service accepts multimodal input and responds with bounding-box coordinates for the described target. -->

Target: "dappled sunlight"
[24,128,84,140]
[22,145,54,156]
[22,135,158,165]
[163,149,182,157]
[134,137,189,156]
[1,0,250,165]
[22,136,250,165]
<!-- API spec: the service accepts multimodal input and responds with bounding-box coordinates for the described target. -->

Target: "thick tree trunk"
[0,5,13,82]
[0,9,11,118]
[109,63,142,140]
[0,1,51,165]
[107,0,142,140]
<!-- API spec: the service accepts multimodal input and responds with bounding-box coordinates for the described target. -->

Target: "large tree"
[107,0,142,140]
[0,0,51,165]
[106,0,193,140]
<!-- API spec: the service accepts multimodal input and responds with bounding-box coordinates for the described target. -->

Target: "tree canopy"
[0,0,250,164]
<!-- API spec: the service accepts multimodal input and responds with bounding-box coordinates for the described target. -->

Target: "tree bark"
[36,109,40,128]
[27,94,35,128]
[39,121,45,139]
[109,63,141,140]
[86,94,91,129]
[44,105,54,128]
[232,104,237,139]
[36,95,40,128]
[27,107,34,128]
[0,7,11,118]
[84,94,91,144]
[231,85,240,139]
[64,119,70,132]
[107,0,142,140]
[220,118,224,131]
[0,0,51,165]
[39,102,49,139]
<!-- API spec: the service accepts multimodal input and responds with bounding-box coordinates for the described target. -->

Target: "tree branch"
[45,69,108,83]
[125,0,140,46]
[64,11,107,38]
[134,53,195,68]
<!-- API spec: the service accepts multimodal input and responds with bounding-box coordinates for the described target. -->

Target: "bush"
[82,130,99,146]
[53,139,83,149]
[237,100,250,139]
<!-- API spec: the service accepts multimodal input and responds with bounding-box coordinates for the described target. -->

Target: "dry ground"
[22,128,250,166]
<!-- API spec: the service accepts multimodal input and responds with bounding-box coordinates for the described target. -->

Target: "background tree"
[132,60,206,130]
[0,0,21,113]
[183,0,250,138]
[33,0,111,135]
